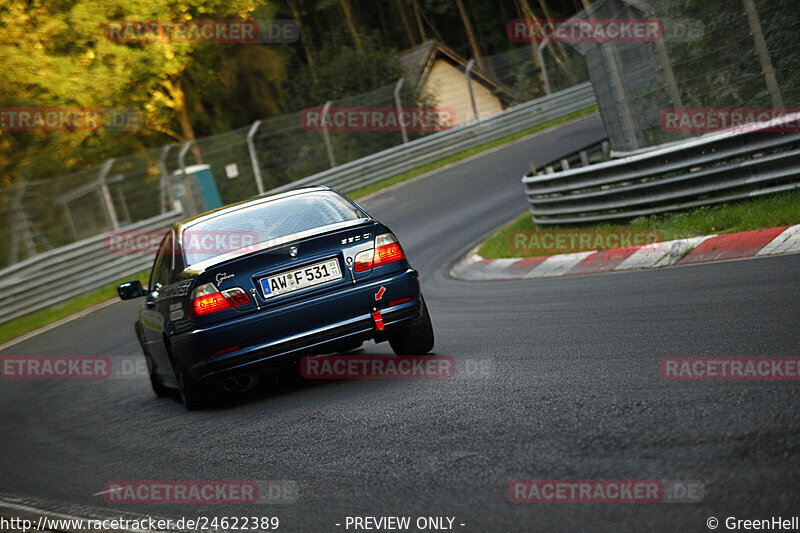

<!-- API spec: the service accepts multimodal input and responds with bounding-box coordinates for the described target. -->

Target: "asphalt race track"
[2,113,800,532]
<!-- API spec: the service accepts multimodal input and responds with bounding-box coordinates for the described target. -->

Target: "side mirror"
[118,280,145,300]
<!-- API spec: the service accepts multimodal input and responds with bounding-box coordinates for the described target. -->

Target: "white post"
[247,120,266,195]
[97,159,119,230]
[465,59,479,122]
[321,101,336,168]
[178,141,199,215]
[158,145,172,213]
[393,78,409,144]
[742,0,784,109]
[538,41,552,95]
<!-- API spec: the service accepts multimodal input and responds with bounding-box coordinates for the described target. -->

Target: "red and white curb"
[450,224,800,281]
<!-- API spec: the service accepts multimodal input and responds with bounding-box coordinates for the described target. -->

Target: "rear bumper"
[169,268,421,385]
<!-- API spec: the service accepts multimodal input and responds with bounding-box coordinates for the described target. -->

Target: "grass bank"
[478,189,800,259]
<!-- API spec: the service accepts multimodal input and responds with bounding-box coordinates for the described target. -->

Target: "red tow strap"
[372,309,385,331]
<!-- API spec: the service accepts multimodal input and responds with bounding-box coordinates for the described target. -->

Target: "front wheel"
[146,355,171,398]
[389,297,435,355]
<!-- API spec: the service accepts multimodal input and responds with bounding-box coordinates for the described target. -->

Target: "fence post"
[538,42,552,95]
[321,101,337,168]
[581,0,639,150]
[247,120,266,195]
[742,0,784,109]
[465,59,479,122]
[620,0,684,138]
[7,182,39,264]
[393,78,409,144]
[97,159,120,230]
[178,140,199,215]
[158,145,172,214]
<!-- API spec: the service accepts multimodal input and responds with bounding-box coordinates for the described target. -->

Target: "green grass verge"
[348,106,598,199]
[477,189,800,259]
[0,270,149,346]
[0,107,598,344]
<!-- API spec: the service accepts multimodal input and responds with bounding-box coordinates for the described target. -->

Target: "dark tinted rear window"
[182,191,365,265]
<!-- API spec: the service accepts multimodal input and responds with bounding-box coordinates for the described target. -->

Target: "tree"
[0,0,282,181]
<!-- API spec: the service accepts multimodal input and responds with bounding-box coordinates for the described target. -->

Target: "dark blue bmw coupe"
[118,186,434,409]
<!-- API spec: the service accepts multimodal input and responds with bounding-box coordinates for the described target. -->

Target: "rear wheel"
[389,297,435,355]
[174,361,212,410]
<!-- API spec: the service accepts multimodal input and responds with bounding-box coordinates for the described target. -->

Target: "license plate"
[259,258,342,299]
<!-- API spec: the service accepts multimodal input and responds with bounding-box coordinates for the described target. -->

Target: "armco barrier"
[522,117,800,225]
[0,211,182,324]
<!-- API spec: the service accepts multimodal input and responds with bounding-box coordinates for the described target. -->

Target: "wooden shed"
[399,40,504,125]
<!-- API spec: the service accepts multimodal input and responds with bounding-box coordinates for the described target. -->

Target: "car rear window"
[182,191,365,266]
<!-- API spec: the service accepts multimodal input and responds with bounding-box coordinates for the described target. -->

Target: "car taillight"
[353,233,405,272]
[190,283,250,317]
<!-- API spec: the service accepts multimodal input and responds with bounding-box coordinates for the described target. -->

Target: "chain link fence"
[0,43,588,270]
[483,41,589,105]
[563,0,800,152]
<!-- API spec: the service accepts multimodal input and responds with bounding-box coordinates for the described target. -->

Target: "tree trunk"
[340,0,363,54]
[411,0,427,41]
[287,0,318,83]
[535,0,574,76]
[395,0,417,46]
[419,7,446,44]
[515,0,545,87]
[168,79,203,163]
[454,0,485,72]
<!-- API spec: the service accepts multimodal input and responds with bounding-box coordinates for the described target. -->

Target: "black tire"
[174,362,212,410]
[388,297,435,355]
[146,354,172,398]
[136,324,171,398]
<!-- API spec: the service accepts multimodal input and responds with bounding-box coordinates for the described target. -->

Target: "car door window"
[149,232,174,290]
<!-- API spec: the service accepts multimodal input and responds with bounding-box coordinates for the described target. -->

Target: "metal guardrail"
[532,140,609,175]
[0,83,596,325]
[0,211,182,324]
[267,82,597,195]
[522,120,800,225]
